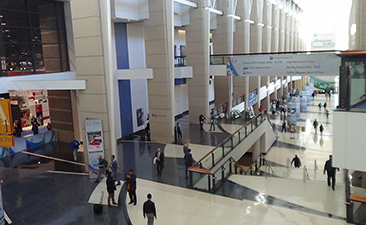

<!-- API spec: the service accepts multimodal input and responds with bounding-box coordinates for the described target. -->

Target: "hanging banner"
[85,119,105,179]
[227,53,340,77]
[248,90,257,107]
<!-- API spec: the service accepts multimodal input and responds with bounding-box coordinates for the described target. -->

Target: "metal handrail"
[190,112,265,169]
[265,162,277,177]
[303,165,311,182]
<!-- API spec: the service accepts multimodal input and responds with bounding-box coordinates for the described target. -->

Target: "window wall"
[0,0,68,76]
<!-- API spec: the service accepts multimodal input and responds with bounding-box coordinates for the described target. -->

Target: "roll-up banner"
[226,53,340,77]
[85,119,105,179]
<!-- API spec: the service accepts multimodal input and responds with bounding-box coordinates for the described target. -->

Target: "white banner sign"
[85,119,105,179]
[227,53,340,77]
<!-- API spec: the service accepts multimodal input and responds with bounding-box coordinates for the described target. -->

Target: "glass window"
[0,0,68,77]
[349,61,366,109]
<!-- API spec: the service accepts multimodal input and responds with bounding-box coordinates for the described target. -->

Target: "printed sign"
[227,53,340,77]
[310,31,336,51]
[248,90,257,107]
[0,100,13,135]
[290,124,296,133]
[0,135,14,147]
[85,119,105,179]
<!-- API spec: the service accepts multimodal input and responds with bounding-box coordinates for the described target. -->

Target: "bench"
[350,195,366,203]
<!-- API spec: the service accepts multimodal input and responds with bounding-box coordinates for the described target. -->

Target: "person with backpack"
[95,155,108,183]
[291,155,301,168]
[318,102,322,111]
[184,149,194,178]
[325,109,329,119]
[323,102,327,111]
[319,124,324,135]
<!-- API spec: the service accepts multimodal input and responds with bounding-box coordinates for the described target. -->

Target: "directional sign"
[0,100,13,135]
[0,135,14,147]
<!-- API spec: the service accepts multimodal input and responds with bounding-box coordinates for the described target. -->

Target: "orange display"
[0,99,13,135]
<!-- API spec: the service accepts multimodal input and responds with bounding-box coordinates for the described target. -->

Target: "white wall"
[127,23,146,69]
[114,0,149,20]
[130,79,149,133]
[174,3,190,27]
[174,84,189,115]
[333,111,366,172]
[209,78,215,102]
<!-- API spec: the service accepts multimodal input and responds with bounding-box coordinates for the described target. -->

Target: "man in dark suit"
[143,193,157,225]
[155,148,165,176]
[324,155,339,190]
[125,169,137,205]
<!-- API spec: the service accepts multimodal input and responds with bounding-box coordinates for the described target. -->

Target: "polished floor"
[0,94,359,225]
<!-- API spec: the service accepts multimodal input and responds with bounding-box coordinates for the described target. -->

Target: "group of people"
[290,155,339,190]
[199,112,216,131]
[313,119,324,135]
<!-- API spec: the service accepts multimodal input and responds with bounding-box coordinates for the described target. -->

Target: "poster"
[85,119,104,179]
[226,53,340,77]
[136,108,144,127]
[248,90,257,107]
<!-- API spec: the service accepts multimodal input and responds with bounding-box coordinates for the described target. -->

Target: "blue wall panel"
[114,23,129,69]
[118,80,133,136]
[115,22,133,136]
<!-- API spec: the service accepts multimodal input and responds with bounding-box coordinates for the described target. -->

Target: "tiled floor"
[0,94,360,225]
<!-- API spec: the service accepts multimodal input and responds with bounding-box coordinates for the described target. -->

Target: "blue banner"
[248,90,257,107]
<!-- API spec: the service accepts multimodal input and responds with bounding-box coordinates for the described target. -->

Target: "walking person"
[329,91,331,100]
[323,102,327,111]
[110,155,121,186]
[291,155,301,168]
[70,137,80,161]
[106,171,117,206]
[145,119,150,141]
[175,123,182,144]
[125,169,137,205]
[143,194,157,225]
[281,121,287,132]
[199,114,205,130]
[95,155,108,183]
[184,149,194,178]
[325,109,329,119]
[318,102,322,111]
[313,119,319,133]
[324,155,339,190]
[319,124,324,135]
[155,148,165,176]
[209,113,215,131]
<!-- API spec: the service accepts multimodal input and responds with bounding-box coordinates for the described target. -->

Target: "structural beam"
[174,0,198,8]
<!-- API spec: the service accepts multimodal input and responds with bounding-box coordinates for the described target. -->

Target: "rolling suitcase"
[93,191,104,214]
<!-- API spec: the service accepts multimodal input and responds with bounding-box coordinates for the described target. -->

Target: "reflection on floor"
[0,94,360,225]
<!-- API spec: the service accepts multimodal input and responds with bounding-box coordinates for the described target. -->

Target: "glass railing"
[189,112,268,192]
[190,157,246,192]
[174,56,187,67]
[193,112,266,171]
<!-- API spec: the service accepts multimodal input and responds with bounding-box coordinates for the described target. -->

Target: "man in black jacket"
[324,155,339,190]
[125,169,137,205]
[143,193,157,225]
[155,148,165,176]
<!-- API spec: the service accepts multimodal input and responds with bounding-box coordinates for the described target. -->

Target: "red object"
[21,121,25,127]
[35,104,42,113]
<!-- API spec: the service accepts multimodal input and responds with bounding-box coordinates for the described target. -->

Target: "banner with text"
[85,119,105,179]
[227,53,340,77]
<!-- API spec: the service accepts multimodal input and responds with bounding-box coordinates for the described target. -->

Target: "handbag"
[153,157,157,164]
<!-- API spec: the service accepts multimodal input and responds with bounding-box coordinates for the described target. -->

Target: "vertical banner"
[85,119,105,179]
[0,184,4,225]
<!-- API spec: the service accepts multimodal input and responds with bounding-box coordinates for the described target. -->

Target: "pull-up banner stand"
[227,53,340,77]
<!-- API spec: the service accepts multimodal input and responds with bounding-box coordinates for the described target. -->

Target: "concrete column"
[144,0,175,142]
[186,0,210,123]
[285,13,291,51]
[271,5,280,52]
[70,0,117,164]
[261,0,272,111]
[233,0,253,111]
[250,0,263,112]
[212,0,235,113]
[279,8,286,52]
[253,139,261,162]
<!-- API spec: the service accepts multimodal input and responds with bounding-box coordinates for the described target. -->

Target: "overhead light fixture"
[227,14,241,20]
[174,0,198,8]
[205,7,223,15]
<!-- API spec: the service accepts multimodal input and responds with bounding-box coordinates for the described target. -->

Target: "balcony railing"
[189,112,267,192]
